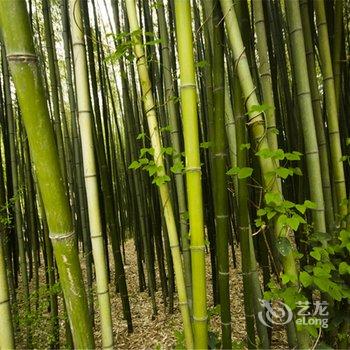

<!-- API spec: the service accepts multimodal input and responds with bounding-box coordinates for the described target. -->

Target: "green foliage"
[170,160,185,174]
[200,141,212,149]
[300,228,350,302]
[226,166,253,179]
[255,192,314,235]
[16,282,63,348]
[105,30,163,63]
[246,103,272,116]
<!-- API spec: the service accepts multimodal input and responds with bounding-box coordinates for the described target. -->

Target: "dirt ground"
[15,239,287,349]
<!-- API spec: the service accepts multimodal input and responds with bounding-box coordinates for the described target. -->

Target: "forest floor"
[15,239,288,349]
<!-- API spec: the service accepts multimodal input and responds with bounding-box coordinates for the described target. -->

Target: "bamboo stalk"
[0,1,94,347]
[125,1,194,348]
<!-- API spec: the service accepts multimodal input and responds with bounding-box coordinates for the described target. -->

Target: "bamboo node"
[213,152,226,158]
[96,289,109,295]
[180,83,196,89]
[49,230,75,241]
[190,245,205,252]
[7,53,37,63]
[221,322,231,326]
[185,166,201,173]
[216,214,228,219]
[218,271,229,276]
[0,298,10,305]
[193,315,208,322]
[178,301,189,306]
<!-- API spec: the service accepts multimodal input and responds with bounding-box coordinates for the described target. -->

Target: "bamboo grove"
[0,0,350,349]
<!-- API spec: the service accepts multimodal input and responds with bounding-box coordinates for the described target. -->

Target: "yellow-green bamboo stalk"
[0,234,14,349]
[125,1,193,348]
[314,0,347,218]
[253,0,278,151]
[0,1,94,347]
[69,1,114,348]
[219,1,309,347]
[174,1,208,348]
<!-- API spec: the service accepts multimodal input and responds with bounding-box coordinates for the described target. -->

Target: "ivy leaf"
[137,132,146,140]
[226,166,240,176]
[291,167,303,176]
[200,141,212,149]
[339,262,350,275]
[255,148,285,160]
[300,271,313,287]
[170,160,185,174]
[285,151,302,161]
[265,191,282,206]
[295,204,306,214]
[276,237,292,256]
[140,147,154,157]
[276,167,293,179]
[152,175,171,186]
[257,208,266,216]
[304,200,317,209]
[162,147,173,155]
[313,266,331,278]
[310,249,321,261]
[238,167,253,179]
[160,125,173,132]
[286,216,300,231]
[139,158,149,165]
[339,230,350,248]
[313,277,330,292]
[281,273,291,285]
[239,143,251,151]
[129,160,141,169]
[246,103,272,116]
[267,211,277,220]
[145,163,158,176]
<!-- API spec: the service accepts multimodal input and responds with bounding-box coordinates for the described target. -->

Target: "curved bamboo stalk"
[0,1,94,347]
[125,1,194,348]
[219,1,309,347]
[156,0,192,312]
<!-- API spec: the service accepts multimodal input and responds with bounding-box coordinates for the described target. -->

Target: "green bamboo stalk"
[285,0,326,235]
[69,0,114,348]
[299,0,335,231]
[0,1,94,347]
[253,0,278,152]
[212,3,231,348]
[125,1,194,348]
[232,77,269,350]
[2,45,31,344]
[42,0,68,190]
[0,171,14,349]
[174,1,208,348]
[219,1,308,347]
[333,0,343,111]
[156,0,192,312]
[314,0,347,218]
